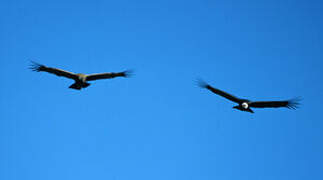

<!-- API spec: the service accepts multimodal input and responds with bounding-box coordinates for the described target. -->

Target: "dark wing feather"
[249,99,300,109]
[86,70,132,81]
[198,80,243,103]
[30,61,78,80]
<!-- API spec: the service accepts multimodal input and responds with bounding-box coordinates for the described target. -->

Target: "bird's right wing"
[86,70,132,81]
[30,61,78,80]
[198,80,243,103]
[248,99,300,109]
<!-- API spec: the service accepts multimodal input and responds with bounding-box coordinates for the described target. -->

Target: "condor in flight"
[30,61,132,90]
[198,80,300,113]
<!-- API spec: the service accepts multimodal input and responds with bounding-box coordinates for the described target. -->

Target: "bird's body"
[232,101,254,113]
[198,80,300,113]
[69,73,90,90]
[30,62,131,90]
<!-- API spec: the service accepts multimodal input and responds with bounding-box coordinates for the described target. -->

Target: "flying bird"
[198,80,300,113]
[30,61,132,90]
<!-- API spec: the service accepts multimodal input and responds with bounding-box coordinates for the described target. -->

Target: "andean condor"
[198,80,300,113]
[30,61,132,90]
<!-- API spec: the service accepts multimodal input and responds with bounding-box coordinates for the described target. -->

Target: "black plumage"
[198,80,300,113]
[30,61,132,90]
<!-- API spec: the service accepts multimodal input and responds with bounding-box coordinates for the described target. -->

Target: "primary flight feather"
[30,61,132,90]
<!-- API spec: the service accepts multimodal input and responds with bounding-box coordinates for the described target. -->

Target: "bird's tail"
[82,82,91,88]
[69,82,90,90]
[247,108,254,113]
[69,83,82,90]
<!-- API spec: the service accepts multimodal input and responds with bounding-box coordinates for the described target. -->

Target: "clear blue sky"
[1,0,323,179]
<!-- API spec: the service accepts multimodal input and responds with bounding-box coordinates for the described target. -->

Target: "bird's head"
[233,102,249,110]
[76,73,86,77]
[76,74,87,81]
[241,102,249,109]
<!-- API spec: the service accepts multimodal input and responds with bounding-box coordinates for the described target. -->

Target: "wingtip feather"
[123,70,134,77]
[286,97,301,110]
[29,61,45,72]
[196,79,209,89]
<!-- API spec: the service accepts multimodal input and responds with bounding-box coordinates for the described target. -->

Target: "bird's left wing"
[249,99,300,109]
[86,70,132,81]
[30,61,78,80]
[197,80,243,103]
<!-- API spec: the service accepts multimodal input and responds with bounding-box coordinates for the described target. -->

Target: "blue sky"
[1,0,323,179]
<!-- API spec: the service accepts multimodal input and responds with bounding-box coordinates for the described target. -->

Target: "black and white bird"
[30,61,132,90]
[198,80,300,113]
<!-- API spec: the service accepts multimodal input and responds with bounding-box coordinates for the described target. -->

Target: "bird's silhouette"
[198,80,300,113]
[30,61,132,90]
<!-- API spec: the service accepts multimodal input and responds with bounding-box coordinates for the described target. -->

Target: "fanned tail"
[69,83,82,90]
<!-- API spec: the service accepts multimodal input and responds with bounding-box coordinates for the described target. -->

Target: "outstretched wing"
[249,98,300,109]
[198,80,243,103]
[30,61,78,80]
[86,70,132,81]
